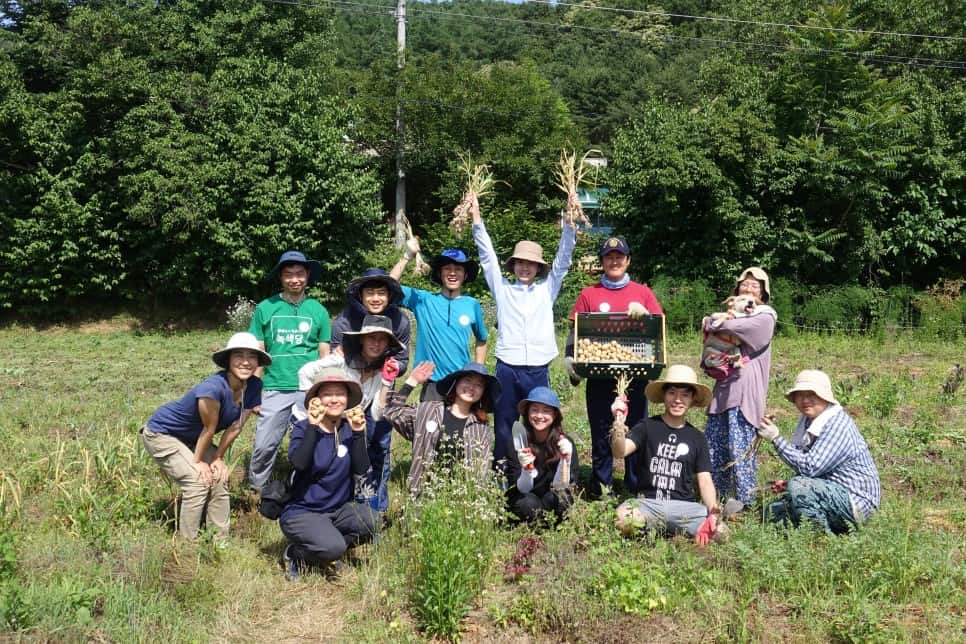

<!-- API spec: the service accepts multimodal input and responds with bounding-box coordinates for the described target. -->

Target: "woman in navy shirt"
[280,367,377,581]
[141,332,269,539]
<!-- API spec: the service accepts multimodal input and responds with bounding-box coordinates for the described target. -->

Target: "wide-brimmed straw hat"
[341,314,405,355]
[503,240,549,279]
[733,266,771,303]
[785,370,838,405]
[436,362,501,413]
[267,250,322,286]
[304,367,364,410]
[431,249,479,285]
[348,268,404,305]
[644,365,713,407]
[517,386,562,420]
[212,332,273,369]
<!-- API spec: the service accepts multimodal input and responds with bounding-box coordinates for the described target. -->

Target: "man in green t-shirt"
[247,251,332,491]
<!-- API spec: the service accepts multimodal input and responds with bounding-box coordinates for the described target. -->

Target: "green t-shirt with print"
[248,295,331,391]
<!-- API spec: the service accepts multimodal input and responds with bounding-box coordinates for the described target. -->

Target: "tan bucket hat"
[733,266,771,303]
[503,240,549,279]
[785,370,838,405]
[304,367,364,410]
[644,365,712,407]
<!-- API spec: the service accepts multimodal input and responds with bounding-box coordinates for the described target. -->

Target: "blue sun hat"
[267,250,322,286]
[430,249,479,285]
[517,386,562,418]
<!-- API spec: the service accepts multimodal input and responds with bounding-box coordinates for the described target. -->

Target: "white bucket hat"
[644,365,712,407]
[212,332,273,369]
[733,266,771,303]
[785,370,838,405]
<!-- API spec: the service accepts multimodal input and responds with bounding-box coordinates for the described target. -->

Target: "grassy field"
[0,319,963,642]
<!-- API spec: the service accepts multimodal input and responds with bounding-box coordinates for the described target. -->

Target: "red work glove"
[381,356,400,386]
[695,514,717,547]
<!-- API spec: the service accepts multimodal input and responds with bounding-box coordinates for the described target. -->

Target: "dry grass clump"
[553,148,602,230]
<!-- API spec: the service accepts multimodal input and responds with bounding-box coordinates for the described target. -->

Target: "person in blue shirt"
[757,370,881,534]
[280,368,377,581]
[390,240,489,401]
[141,332,269,540]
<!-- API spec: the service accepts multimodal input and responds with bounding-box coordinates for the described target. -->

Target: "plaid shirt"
[773,407,881,518]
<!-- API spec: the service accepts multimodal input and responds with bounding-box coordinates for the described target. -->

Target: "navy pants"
[360,412,392,513]
[586,377,647,496]
[494,361,551,474]
[280,503,377,564]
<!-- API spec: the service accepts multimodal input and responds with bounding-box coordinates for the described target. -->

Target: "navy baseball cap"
[599,237,631,257]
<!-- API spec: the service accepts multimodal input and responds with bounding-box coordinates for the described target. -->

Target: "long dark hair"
[522,403,564,464]
[444,385,489,423]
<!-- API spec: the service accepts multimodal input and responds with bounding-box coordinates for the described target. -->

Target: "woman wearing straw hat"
[383,361,500,497]
[610,365,727,545]
[293,315,406,514]
[141,332,270,540]
[507,387,578,524]
[704,266,778,514]
[280,368,378,581]
[469,192,575,475]
[757,370,880,534]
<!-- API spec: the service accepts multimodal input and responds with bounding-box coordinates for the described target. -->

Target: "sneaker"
[283,545,300,582]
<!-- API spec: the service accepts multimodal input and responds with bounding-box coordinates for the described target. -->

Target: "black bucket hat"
[267,250,322,286]
[348,268,404,305]
[436,362,501,413]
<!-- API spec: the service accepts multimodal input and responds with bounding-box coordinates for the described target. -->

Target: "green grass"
[0,320,964,642]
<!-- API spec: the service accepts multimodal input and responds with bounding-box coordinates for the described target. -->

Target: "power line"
[523,0,966,43]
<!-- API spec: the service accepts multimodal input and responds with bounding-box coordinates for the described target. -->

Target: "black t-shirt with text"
[628,416,711,502]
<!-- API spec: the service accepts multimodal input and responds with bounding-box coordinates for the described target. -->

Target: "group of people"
[140,192,882,580]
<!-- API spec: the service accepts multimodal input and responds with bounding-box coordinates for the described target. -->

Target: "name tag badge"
[337,444,348,458]
[426,420,439,434]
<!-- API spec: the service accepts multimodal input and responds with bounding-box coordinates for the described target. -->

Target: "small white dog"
[701,294,761,379]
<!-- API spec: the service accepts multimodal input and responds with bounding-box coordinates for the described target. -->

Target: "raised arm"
[470,193,502,293]
[547,218,576,300]
[390,237,421,281]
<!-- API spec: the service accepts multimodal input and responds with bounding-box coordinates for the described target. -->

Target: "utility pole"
[393,0,407,247]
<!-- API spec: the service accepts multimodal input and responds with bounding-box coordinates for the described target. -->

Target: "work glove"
[381,356,400,387]
[557,437,573,460]
[610,395,629,421]
[564,356,582,386]
[695,514,717,547]
[757,416,780,442]
[517,447,536,470]
[627,301,648,319]
[405,236,420,260]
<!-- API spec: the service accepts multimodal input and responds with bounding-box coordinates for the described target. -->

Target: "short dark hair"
[662,384,696,396]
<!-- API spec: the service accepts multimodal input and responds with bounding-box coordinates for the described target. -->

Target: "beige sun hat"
[212,332,272,369]
[733,266,771,303]
[304,367,364,410]
[785,369,838,405]
[644,365,713,407]
[503,240,549,279]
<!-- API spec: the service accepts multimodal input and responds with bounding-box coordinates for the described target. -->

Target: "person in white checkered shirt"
[758,370,881,534]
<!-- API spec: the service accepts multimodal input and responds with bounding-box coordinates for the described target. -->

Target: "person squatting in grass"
[703,267,777,514]
[329,269,411,513]
[470,191,576,476]
[565,235,663,497]
[293,315,405,515]
[757,370,881,535]
[611,365,728,545]
[247,251,332,492]
[280,368,378,581]
[506,387,578,524]
[141,332,269,540]
[383,361,500,497]
[390,239,489,402]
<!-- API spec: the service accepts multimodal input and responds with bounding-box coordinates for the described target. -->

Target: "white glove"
[557,437,573,460]
[611,395,628,420]
[627,301,648,319]
[517,448,536,469]
[757,417,780,442]
[405,236,420,259]
[564,356,582,386]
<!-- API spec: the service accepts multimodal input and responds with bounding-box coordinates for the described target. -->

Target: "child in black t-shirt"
[610,365,728,545]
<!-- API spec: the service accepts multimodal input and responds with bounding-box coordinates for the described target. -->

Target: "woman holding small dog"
[704,267,777,514]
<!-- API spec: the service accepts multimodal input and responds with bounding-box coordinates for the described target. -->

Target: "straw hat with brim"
[267,250,322,286]
[785,370,838,405]
[341,314,406,355]
[503,240,549,279]
[517,386,562,420]
[348,269,404,305]
[304,367,364,410]
[431,249,479,285]
[644,365,713,407]
[436,362,501,413]
[733,266,771,303]
[212,332,273,369]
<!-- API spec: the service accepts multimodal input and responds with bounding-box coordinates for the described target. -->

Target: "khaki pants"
[141,428,229,539]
